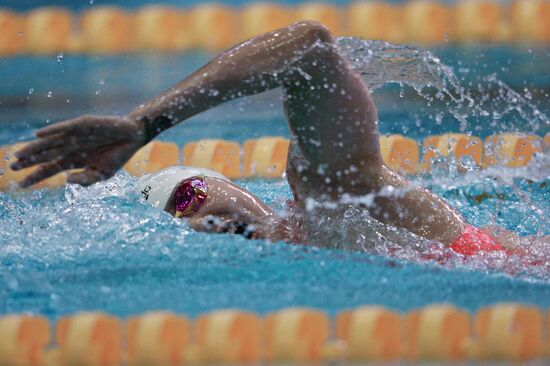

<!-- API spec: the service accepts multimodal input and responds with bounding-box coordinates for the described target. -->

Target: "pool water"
[1,46,549,319]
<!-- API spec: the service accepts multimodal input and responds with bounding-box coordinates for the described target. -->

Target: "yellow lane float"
[509,0,550,43]
[81,7,134,53]
[295,3,342,35]
[134,6,191,52]
[0,143,68,191]
[346,2,403,43]
[54,313,121,366]
[243,137,289,178]
[422,133,483,171]
[264,308,329,363]
[0,10,24,56]
[195,310,261,364]
[124,141,180,177]
[24,7,72,54]
[0,315,50,366]
[1,303,550,364]
[189,4,238,51]
[183,139,241,179]
[474,303,543,360]
[484,133,542,167]
[402,1,451,45]
[336,306,401,361]
[404,304,471,361]
[127,312,189,366]
[240,3,293,41]
[379,134,420,174]
[453,0,504,42]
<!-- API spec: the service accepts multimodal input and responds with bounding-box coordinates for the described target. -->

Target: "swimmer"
[11,21,547,255]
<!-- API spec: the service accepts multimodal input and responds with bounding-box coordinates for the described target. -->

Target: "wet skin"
[16,21,540,248]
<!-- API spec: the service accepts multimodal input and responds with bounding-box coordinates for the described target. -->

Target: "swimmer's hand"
[11,115,144,187]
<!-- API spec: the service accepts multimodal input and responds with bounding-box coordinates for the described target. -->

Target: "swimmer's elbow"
[289,20,335,44]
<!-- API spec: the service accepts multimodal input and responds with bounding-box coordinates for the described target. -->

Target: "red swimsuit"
[450,225,506,256]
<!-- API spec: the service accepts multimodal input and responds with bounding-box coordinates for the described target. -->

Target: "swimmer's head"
[136,166,228,213]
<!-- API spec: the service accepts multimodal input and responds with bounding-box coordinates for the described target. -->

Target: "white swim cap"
[136,166,228,210]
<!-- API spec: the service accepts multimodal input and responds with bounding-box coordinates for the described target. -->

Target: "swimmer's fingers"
[35,116,95,138]
[19,158,80,188]
[13,138,103,171]
[11,148,69,171]
[67,169,109,186]
[12,135,66,164]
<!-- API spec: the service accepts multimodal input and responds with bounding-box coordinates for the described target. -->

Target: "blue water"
[0,172,549,319]
[1,48,549,320]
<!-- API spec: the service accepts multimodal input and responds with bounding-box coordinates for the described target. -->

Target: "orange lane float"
[182,139,241,179]
[422,133,483,171]
[0,315,50,366]
[189,4,238,51]
[474,303,543,360]
[295,3,342,35]
[124,141,180,177]
[54,313,121,366]
[195,310,261,364]
[379,134,420,174]
[336,306,401,361]
[0,143,68,191]
[264,308,330,363]
[134,6,192,52]
[0,10,24,56]
[484,133,542,167]
[127,312,189,366]
[81,7,134,53]
[509,0,550,43]
[346,2,403,43]
[404,304,471,361]
[243,137,289,178]
[240,3,293,41]
[24,7,73,54]
[454,0,505,43]
[402,0,451,45]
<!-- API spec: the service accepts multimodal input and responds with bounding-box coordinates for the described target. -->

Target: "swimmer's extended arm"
[13,21,332,187]
[126,21,333,142]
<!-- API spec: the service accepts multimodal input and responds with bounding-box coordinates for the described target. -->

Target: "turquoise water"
[1,171,549,319]
[1,48,549,319]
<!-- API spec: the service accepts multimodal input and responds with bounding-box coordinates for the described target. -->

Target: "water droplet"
[56,52,64,62]
[18,31,23,37]
[95,89,101,95]
[28,88,34,95]
[89,0,94,4]
[47,91,53,98]
[98,79,105,85]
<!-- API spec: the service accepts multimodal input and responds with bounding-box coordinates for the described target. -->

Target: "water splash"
[335,37,549,133]
[336,37,459,91]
